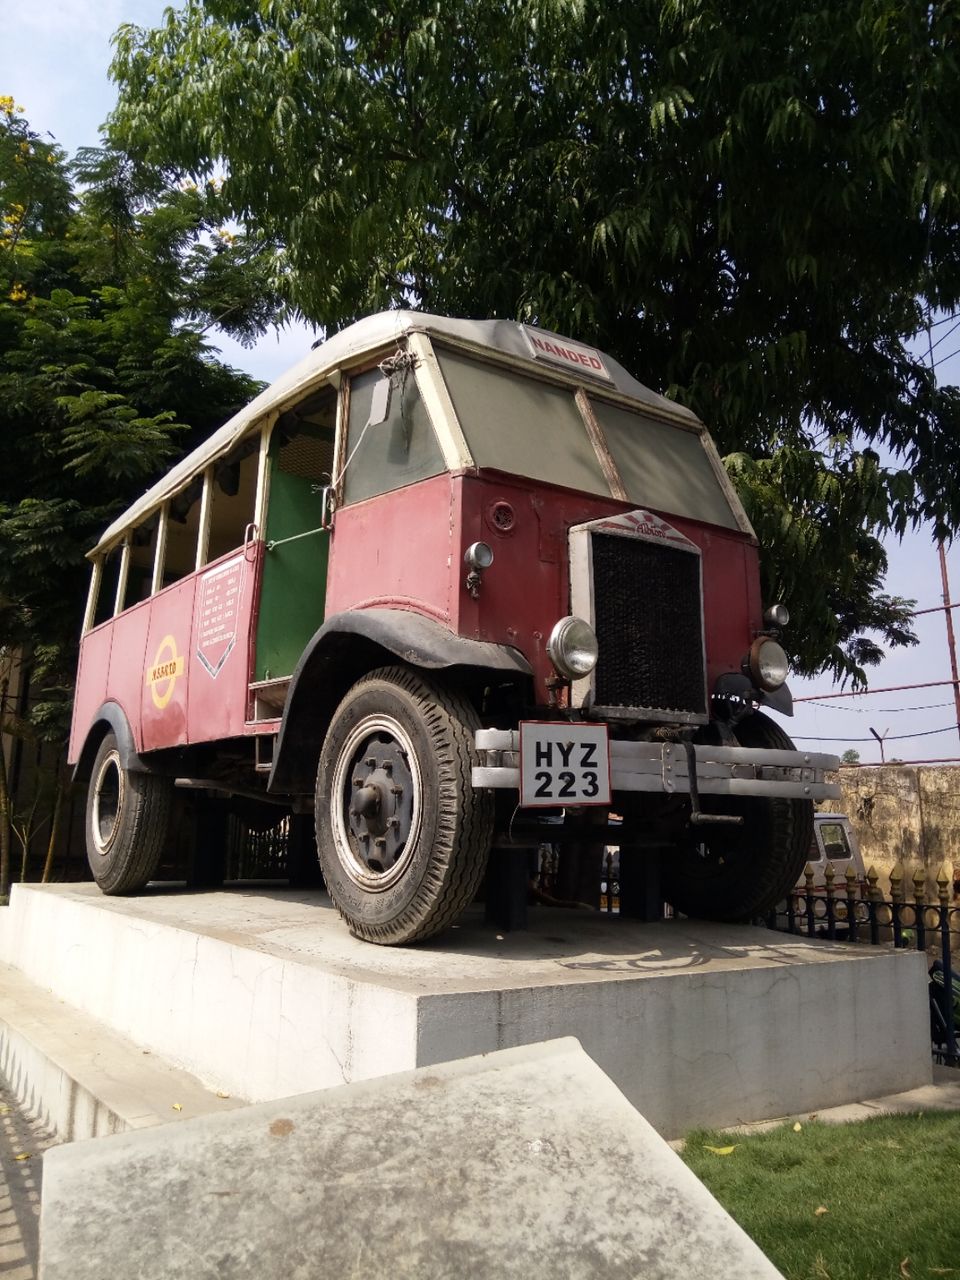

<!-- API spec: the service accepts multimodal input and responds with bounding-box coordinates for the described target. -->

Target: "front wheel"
[315,666,494,944]
[85,732,173,894]
[662,712,814,921]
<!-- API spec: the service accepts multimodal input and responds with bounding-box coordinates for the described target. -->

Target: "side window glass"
[91,545,124,627]
[819,823,851,861]
[127,514,161,605]
[207,439,261,563]
[163,478,204,586]
[341,365,444,506]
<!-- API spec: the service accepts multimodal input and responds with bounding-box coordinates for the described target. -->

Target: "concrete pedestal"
[0,883,932,1137]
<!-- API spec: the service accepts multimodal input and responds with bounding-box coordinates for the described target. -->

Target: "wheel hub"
[346,735,415,876]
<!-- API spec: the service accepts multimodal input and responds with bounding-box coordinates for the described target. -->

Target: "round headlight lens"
[547,616,599,679]
[763,602,790,629]
[747,637,789,691]
[464,541,494,570]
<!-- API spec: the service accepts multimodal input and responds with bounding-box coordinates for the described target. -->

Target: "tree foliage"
[108,0,960,682]
[0,97,274,691]
[0,95,280,887]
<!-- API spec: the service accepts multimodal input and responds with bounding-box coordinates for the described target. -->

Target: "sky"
[4,1,960,766]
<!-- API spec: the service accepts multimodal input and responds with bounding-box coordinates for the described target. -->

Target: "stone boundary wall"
[835,764,960,893]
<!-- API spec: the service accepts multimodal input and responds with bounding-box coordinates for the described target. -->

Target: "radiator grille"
[591,533,706,717]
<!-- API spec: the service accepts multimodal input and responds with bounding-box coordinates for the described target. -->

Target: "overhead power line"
[793,727,957,747]
[801,699,953,714]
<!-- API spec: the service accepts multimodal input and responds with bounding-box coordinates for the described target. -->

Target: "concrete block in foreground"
[39,1038,781,1280]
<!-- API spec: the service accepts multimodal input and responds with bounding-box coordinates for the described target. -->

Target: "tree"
[0,97,279,893]
[840,749,861,766]
[108,0,960,682]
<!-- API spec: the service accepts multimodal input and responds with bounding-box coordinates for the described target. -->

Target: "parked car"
[798,813,866,892]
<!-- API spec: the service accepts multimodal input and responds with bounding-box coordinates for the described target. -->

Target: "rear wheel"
[315,666,493,944]
[85,733,173,894]
[663,712,814,921]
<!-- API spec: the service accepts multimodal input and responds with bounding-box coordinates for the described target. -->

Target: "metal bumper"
[472,730,841,802]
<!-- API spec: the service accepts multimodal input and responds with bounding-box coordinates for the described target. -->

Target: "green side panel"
[254,468,329,682]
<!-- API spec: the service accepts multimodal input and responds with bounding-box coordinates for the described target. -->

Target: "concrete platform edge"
[0,962,246,1142]
[0,885,935,1138]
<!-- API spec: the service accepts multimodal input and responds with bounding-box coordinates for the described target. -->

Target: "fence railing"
[765,862,960,1069]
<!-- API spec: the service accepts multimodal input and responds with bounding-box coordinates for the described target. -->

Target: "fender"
[72,701,148,781]
[712,672,794,719]
[269,608,532,794]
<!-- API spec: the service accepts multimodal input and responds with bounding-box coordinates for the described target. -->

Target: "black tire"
[663,712,815,921]
[85,732,173,894]
[315,666,494,944]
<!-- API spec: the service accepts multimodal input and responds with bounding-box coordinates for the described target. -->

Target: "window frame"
[80,419,274,635]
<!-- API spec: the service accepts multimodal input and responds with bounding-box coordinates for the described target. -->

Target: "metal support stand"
[287,814,324,888]
[186,798,226,888]
[618,849,664,922]
[484,848,532,932]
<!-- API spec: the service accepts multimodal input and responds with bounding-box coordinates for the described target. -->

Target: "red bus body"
[71,311,838,943]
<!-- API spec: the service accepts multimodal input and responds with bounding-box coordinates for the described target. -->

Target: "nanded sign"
[522,327,612,381]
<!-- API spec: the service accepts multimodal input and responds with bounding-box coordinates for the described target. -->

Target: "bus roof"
[92,310,702,555]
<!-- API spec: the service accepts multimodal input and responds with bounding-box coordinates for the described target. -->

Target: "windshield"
[435,346,740,530]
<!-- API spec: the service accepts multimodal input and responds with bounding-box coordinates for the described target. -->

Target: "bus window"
[207,438,261,564]
[91,544,125,628]
[162,477,205,586]
[125,514,161,606]
[341,365,444,506]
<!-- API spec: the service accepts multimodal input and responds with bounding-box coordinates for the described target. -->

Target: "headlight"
[747,637,789,691]
[547,616,599,679]
[763,602,790,628]
[464,541,494,570]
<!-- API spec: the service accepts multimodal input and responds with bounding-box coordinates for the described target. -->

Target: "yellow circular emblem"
[147,635,185,710]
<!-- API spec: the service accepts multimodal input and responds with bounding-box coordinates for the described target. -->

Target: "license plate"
[519,722,611,807]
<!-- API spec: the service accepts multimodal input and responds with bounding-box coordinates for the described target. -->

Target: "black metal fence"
[225,814,291,881]
[764,863,960,1069]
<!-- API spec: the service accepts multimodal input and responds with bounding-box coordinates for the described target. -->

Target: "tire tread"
[86,734,172,894]
[317,666,493,944]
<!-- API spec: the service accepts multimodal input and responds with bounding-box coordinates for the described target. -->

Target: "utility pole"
[938,542,960,747]
[869,727,888,764]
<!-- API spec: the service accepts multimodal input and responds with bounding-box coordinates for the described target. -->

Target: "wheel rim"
[330,714,422,892]
[91,750,124,857]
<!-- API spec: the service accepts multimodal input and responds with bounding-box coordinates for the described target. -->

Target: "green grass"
[681,1113,960,1280]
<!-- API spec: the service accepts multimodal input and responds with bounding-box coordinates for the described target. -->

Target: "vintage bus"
[69,311,839,944]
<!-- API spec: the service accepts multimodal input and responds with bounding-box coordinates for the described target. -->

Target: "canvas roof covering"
[91,310,702,556]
